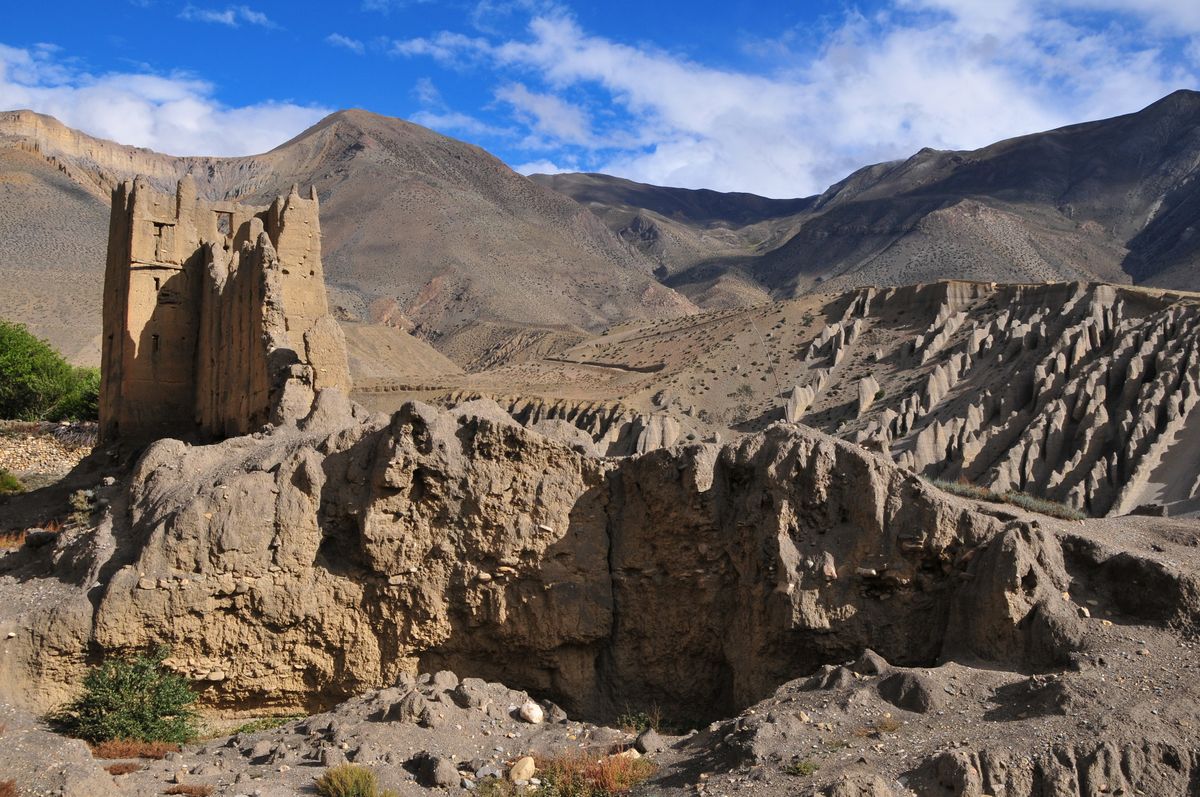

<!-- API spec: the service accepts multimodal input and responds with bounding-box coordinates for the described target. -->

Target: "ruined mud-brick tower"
[99,176,351,444]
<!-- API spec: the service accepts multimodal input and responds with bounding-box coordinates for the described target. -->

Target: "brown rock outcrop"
[3,395,1153,723]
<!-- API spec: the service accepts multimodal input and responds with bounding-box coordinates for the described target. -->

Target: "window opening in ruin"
[151,334,160,355]
[154,277,161,292]
[216,212,233,236]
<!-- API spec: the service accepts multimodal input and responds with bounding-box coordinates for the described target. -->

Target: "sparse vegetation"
[0,468,23,495]
[929,478,1087,521]
[231,714,303,735]
[52,647,198,744]
[615,704,664,735]
[854,716,903,737]
[68,489,95,526]
[104,762,142,775]
[784,758,820,776]
[475,778,518,797]
[537,750,656,797]
[0,320,100,421]
[314,765,398,797]
[476,751,655,797]
[0,780,14,797]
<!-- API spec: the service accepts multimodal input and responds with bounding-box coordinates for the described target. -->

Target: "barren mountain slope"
[0,109,695,366]
[537,91,1200,304]
[0,144,109,362]
[530,172,811,305]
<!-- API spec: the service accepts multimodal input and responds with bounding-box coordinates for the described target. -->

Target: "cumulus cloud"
[495,82,594,147]
[394,3,1199,196]
[0,43,328,156]
[179,5,275,28]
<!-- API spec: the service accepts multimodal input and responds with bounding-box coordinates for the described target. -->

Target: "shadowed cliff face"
[10,395,1190,726]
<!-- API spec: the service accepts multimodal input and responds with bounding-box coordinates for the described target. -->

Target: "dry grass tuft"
[91,739,181,759]
[853,716,904,738]
[0,780,14,797]
[928,478,1086,520]
[537,749,657,797]
[164,786,214,797]
[105,762,142,775]
[0,531,25,549]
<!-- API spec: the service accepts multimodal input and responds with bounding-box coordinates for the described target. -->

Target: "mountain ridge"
[537,89,1200,305]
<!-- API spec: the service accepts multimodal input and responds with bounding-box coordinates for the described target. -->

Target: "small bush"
[0,320,99,421]
[314,764,398,797]
[104,762,142,775]
[53,647,198,744]
[0,469,23,495]
[537,750,656,797]
[784,759,819,776]
[91,739,180,759]
[615,704,663,735]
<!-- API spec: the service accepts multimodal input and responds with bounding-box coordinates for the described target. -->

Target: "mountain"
[530,171,813,307]
[537,90,1200,305]
[0,109,695,368]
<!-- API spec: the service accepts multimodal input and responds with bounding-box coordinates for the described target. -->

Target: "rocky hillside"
[0,109,694,367]
[366,280,1200,518]
[538,90,1200,305]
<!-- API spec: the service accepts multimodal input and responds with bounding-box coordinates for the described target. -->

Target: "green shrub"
[52,647,198,744]
[784,758,819,776]
[0,469,23,495]
[0,321,99,421]
[314,765,398,797]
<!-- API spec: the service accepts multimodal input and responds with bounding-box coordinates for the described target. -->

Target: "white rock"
[509,756,536,781]
[518,701,544,724]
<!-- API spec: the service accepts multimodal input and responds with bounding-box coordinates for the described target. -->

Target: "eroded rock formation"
[7,394,1182,727]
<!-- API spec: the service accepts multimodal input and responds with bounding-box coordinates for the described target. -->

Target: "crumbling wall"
[99,177,349,443]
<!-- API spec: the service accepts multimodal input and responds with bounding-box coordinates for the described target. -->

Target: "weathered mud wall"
[100,177,349,444]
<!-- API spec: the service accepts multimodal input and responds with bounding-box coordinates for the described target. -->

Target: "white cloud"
[0,43,328,156]
[495,82,593,146]
[410,108,510,138]
[326,33,366,54]
[179,5,275,28]
[512,157,570,175]
[391,32,491,66]
[396,6,1199,197]
[1058,0,1200,34]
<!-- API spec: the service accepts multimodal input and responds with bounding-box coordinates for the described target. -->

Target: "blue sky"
[2,0,1198,197]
